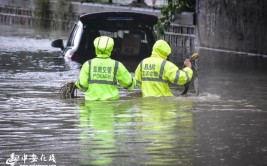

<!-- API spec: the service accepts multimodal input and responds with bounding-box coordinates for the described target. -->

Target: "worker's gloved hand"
[184,59,192,68]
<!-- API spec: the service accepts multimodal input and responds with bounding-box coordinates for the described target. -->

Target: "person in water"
[75,36,136,100]
[134,39,193,97]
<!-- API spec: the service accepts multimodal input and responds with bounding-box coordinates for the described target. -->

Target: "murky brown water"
[0,25,267,166]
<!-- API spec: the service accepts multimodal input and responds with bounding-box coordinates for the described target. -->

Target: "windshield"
[99,30,147,43]
[84,29,152,60]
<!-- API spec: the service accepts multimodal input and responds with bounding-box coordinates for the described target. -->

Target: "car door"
[64,22,83,61]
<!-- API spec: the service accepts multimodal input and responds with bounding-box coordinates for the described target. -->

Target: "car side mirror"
[51,39,64,51]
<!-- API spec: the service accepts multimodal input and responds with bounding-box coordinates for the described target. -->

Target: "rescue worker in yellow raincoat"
[135,39,193,97]
[75,36,136,100]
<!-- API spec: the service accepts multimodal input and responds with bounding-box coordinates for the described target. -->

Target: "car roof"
[79,11,158,29]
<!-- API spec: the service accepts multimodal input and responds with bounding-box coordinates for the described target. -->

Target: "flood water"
[0,25,267,166]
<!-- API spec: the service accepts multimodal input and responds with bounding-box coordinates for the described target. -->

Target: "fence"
[162,23,195,63]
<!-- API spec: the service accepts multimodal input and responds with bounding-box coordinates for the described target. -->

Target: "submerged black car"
[51,11,158,70]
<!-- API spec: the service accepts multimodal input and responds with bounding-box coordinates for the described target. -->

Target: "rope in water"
[59,82,77,99]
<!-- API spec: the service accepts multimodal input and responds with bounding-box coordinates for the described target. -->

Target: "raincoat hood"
[151,40,171,59]
[94,36,114,58]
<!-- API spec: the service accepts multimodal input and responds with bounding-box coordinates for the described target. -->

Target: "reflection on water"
[0,25,267,166]
[78,98,195,165]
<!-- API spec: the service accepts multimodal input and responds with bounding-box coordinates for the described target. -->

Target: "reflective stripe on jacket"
[75,36,135,100]
[134,40,193,97]
[135,57,192,97]
[76,58,135,100]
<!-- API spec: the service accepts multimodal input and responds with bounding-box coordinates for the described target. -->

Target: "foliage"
[156,0,196,35]
[57,0,72,30]
[35,0,50,28]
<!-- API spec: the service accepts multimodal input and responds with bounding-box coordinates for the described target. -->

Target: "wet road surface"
[0,25,267,166]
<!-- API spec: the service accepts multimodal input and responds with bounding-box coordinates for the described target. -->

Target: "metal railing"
[161,23,195,63]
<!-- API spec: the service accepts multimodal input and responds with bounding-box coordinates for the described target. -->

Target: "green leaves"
[156,0,196,36]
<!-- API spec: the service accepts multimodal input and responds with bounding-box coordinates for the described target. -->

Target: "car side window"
[66,24,79,47]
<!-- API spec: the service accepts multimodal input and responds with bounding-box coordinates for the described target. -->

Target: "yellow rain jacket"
[75,36,135,100]
[135,40,193,97]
